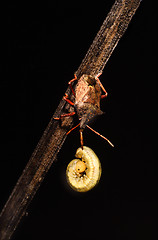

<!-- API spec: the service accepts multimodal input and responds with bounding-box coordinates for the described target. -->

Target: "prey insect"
[66,146,102,192]
[54,73,114,148]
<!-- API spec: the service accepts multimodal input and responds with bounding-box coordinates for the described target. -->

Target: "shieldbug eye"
[66,146,101,192]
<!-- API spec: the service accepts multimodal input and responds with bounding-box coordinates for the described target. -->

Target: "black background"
[1,0,157,239]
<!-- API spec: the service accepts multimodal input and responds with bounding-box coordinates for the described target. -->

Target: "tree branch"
[0,86,75,240]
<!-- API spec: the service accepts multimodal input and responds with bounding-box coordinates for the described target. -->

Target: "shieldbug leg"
[54,111,76,120]
[63,93,74,106]
[66,123,80,135]
[68,74,77,96]
[95,73,108,99]
[54,93,75,120]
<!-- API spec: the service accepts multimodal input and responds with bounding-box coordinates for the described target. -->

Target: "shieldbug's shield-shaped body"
[75,74,103,129]
[54,73,114,148]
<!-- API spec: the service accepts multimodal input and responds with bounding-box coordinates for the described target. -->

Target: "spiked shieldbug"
[54,73,114,148]
[74,74,105,128]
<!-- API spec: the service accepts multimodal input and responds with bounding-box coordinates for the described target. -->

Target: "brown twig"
[0,86,75,240]
[0,0,141,239]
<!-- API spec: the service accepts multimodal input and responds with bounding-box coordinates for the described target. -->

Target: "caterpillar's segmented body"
[66,146,101,192]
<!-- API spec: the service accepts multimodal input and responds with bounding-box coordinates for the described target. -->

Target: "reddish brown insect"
[54,73,114,148]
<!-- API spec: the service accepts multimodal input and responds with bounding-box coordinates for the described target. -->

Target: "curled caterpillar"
[66,146,101,192]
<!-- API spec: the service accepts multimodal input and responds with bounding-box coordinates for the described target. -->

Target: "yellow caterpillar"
[66,146,101,192]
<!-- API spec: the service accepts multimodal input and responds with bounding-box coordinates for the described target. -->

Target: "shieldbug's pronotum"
[66,146,101,192]
[54,73,114,148]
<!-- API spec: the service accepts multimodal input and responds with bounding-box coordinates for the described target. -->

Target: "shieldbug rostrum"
[54,73,114,148]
